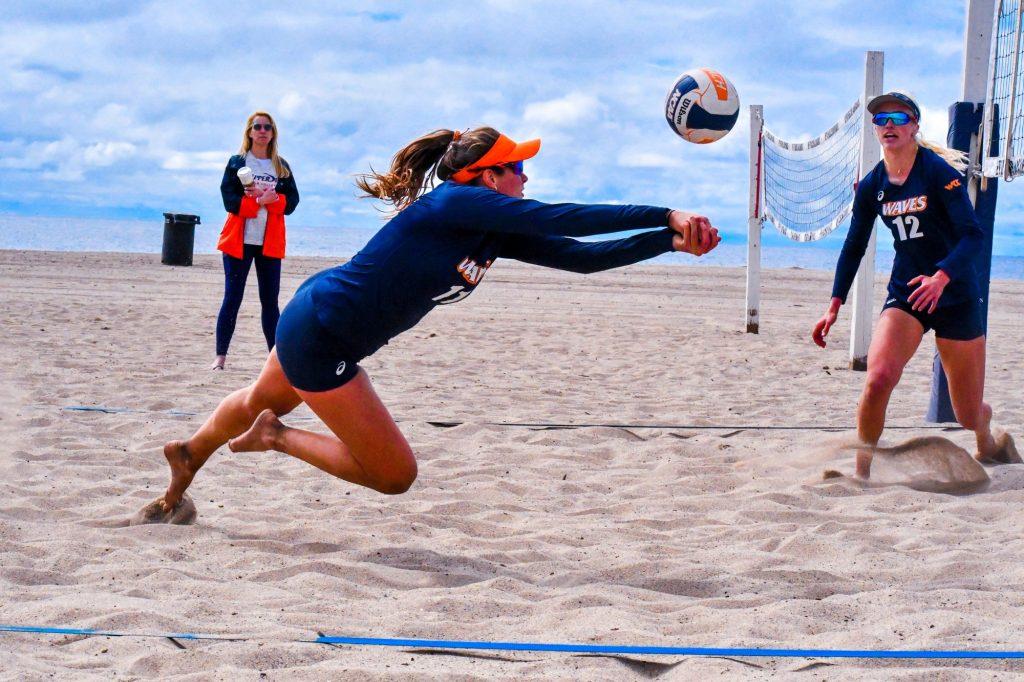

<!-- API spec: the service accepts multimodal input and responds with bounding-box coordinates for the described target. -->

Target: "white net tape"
[761,100,863,242]
[983,0,1023,179]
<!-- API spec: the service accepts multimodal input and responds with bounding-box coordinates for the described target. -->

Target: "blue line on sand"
[3,625,1023,659]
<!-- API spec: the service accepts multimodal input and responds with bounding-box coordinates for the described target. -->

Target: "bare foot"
[211,355,226,370]
[977,431,1022,465]
[228,409,284,453]
[854,448,873,479]
[162,440,196,512]
[132,494,197,526]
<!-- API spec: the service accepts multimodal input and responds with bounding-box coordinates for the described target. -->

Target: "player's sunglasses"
[497,160,524,176]
[251,123,274,131]
[872,112,913,126]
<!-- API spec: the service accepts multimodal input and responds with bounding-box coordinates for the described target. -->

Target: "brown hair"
[238,111,291,179]
[356,126,501,211]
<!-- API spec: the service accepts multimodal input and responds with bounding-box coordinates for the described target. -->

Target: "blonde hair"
[238,111,291,178]
[356,127,501,211]
[887,90,968,174]
[916,135,968,174]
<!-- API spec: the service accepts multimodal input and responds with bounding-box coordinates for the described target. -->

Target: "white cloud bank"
[1,0,1021,253]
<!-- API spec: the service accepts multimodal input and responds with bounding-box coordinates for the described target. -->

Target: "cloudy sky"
[2,1,1021,254]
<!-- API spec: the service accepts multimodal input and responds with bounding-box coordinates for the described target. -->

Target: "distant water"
[3,214,1024,280]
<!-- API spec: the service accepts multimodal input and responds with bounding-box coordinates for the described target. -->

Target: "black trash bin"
[161,213,201,266]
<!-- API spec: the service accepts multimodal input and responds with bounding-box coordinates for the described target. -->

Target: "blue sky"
[2,1,1022,255]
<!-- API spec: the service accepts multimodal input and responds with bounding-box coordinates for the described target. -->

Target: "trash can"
[161,213,201,266]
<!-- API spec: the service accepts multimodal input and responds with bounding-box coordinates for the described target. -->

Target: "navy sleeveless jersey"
[304,181,674,361]
[831,146,983,308]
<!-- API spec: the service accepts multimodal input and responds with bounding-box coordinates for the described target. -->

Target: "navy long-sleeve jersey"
[304,181,674,361]
[831,146,983,307]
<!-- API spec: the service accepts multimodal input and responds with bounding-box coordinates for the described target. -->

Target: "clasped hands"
[244,186,279,206]
[669,210,721,256]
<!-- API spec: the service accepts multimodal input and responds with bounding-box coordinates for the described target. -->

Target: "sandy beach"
[2,248,1024,679]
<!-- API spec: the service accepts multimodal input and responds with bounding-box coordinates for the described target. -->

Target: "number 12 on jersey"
[892,215,923,241]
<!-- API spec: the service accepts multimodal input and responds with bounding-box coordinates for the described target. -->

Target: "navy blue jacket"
[220,154,299,216]
[832,146,983,308]
[304,181,674,361]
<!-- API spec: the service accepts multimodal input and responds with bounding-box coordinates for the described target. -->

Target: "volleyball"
[665,68,740,144]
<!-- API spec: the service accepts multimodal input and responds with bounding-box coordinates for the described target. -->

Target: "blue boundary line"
[4,625,1024,659]
[0,625,236,641]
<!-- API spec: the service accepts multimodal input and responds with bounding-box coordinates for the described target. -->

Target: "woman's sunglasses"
[872,112,913,126]
[498,160,525,176]
[251,123,274,132]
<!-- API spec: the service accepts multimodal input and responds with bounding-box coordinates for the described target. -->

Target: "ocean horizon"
[3,213,1024,281]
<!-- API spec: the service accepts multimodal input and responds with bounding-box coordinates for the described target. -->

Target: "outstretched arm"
[815,179,877,348]
[830,182,878,304]
[501,229,676,274]
[500,209,720,273]
[444,185,673,238]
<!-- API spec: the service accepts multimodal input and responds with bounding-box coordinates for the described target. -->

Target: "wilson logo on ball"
[665,68,740,144]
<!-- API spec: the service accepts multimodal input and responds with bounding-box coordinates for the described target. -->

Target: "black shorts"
[881,296,984,341]
[275,288,361,392]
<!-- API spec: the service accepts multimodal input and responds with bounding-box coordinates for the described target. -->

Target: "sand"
[2,249,1024,680]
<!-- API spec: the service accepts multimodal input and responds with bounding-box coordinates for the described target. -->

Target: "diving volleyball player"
[812,91,1017,478]
[160,126,720,509]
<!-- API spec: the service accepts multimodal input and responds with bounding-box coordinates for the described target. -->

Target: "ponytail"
[917,136,968,174]
[356,126,501,211]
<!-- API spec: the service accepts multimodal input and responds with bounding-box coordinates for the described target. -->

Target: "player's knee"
[240,386,271,419]
[864,367,900,397]
[374,458,418,495]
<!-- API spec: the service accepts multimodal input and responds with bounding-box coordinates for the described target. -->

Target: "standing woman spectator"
[212,111,299,370]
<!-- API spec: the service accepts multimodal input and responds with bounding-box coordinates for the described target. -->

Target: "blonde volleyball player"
[812,91,1017,478]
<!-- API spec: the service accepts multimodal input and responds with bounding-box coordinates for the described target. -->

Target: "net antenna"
[746,52,883,370]
[982,0,1023,183]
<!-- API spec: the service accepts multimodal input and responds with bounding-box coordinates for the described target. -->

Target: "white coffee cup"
[237,167,254,186]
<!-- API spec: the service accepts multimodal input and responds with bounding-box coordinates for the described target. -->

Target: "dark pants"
[216,244,281,355]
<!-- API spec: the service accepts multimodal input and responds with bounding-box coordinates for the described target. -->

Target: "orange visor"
[450,134,541,183]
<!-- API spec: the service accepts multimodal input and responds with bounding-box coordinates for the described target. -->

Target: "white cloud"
[83,141,136,166]
[617,151,684,169]
[918,104,951,145]
[162,151,230,172]
[524,92,603,128]
[2,0,1024,252]
[278,92,305,118]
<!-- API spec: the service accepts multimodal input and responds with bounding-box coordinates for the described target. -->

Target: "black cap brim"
[866,92,921,121]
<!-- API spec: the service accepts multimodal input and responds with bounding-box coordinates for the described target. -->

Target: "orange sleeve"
[238,195,260,218]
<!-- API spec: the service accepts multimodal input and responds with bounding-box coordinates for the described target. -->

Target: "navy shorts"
[881,296,984,341]
[275,288,361,392]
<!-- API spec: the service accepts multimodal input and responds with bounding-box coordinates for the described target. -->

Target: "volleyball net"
[745,51,882,371]
[983,0,1024,179]
[760,100,863,242]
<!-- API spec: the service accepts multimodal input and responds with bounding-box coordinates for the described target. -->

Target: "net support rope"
[761,100,863,242]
